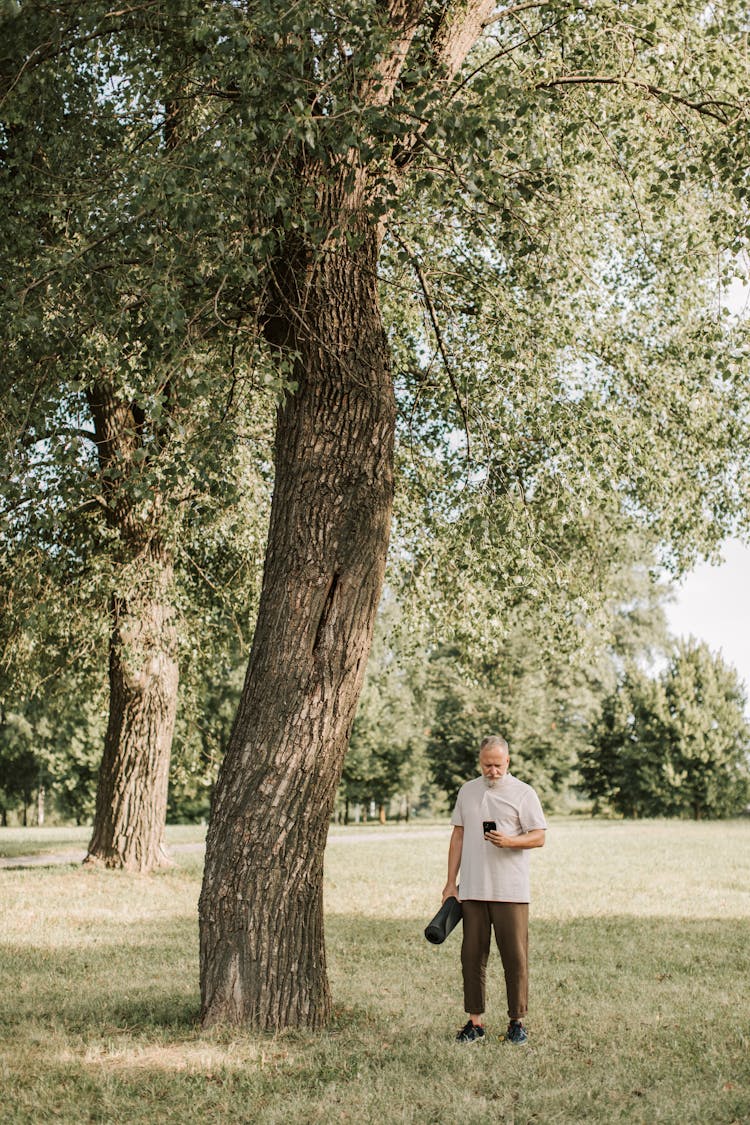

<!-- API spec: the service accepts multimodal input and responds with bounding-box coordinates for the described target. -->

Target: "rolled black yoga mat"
[424,896,463,944]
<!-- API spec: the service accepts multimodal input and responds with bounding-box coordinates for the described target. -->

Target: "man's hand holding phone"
[484,821,513,848]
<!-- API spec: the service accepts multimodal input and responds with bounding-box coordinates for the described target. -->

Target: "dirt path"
[0,826,449,869]
[0,843,205,869]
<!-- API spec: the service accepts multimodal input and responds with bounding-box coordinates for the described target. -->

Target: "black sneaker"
[456,1019,486,1043]
[500,1019,528,1045]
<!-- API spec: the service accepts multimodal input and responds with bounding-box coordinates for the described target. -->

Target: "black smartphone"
[483,820,496,835]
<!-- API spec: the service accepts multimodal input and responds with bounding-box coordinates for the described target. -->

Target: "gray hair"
[479,735,509,756]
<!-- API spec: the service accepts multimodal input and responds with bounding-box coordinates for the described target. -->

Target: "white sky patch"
[723,273,750,318]
[665,538,750,702]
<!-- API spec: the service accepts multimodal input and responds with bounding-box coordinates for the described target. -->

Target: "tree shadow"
[0,917,200,1035]
[4,910,747,1034]
[2,912,749,1122]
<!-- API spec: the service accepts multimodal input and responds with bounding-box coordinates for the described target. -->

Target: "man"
[442,734,546,1045]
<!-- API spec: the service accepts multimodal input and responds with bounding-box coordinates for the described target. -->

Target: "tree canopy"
[3,0,749,659]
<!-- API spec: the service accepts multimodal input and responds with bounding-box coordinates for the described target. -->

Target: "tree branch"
[537,74,738,125]
[388,0,497,173]
[357,1,425,108]
[393,232,472,461]
[449,15,565,100]
[430,0,498,82]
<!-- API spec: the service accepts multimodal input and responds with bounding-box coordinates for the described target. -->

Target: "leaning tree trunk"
[199,219,396,1030]
[84,386,180,872]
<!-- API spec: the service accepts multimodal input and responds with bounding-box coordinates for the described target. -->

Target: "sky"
[664,538,750,699]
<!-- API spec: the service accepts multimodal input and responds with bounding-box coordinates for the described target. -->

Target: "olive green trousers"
[460,900,529,1020]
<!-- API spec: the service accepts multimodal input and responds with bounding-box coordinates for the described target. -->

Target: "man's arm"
[486,828,546,850]
[442,825,464,902]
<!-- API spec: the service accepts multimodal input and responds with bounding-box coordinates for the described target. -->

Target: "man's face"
[480,747,509,785]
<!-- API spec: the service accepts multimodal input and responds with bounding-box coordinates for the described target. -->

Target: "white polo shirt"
[450,773,547,903]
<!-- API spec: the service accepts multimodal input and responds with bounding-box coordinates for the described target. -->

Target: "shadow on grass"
[2,911,749,1034]
[2,914,749,1123]
[0,917,200,1036]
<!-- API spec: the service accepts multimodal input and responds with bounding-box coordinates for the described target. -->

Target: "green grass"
[1,819,749,1123]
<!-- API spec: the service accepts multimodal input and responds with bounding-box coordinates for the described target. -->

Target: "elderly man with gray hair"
[442,735,547,1045]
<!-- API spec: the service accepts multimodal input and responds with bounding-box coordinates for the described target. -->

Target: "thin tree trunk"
[199,222,396,1030]
[86,573,178,871]
[84,385,180,872]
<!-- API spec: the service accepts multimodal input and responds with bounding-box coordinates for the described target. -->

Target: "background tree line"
[3,554,749,825]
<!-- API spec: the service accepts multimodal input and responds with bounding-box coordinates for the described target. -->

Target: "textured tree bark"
[199,220,396,1029]
[85,571,179,871]
[84,386,179,872]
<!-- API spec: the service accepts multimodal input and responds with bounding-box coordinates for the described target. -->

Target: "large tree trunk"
[84,386,180,872]
[199,221,396,1030]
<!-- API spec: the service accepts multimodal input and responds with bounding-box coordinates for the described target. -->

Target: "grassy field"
[1,818,749,1123]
